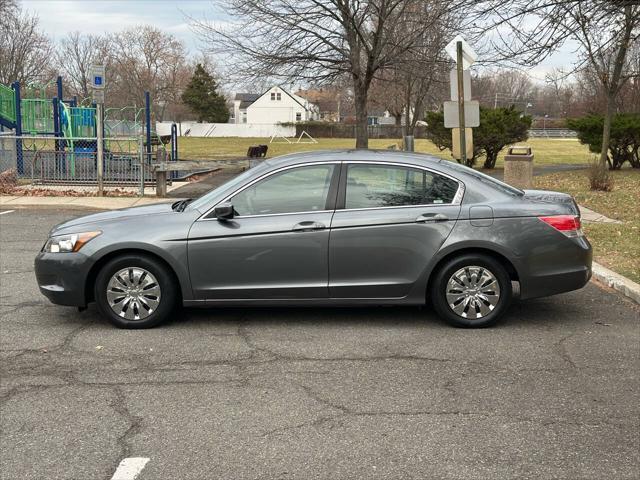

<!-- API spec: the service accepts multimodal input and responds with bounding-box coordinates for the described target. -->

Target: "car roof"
[263,149,449,171]
[259,149,524,198]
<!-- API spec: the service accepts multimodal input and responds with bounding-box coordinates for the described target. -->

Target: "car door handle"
[292,221,326,232]
[415,213,449,223]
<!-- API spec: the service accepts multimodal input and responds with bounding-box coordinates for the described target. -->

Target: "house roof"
[235,87,317,111]
[296,89,340,113]
[234,93,261,109]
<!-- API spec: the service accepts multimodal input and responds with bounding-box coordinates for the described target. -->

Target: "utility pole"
[96,103,104,196]
[90,64,106,197]
[456,41,467,166]
[444,35,478,164]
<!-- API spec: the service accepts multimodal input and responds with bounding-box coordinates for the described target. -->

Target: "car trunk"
[522,189,580,217]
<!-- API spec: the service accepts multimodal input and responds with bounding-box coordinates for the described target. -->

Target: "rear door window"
[345,164,458,209]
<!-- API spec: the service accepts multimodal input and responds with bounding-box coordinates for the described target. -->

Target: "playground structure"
[0,76,179,185]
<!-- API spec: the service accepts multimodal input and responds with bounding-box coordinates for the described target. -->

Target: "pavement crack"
[237,323,283,361]
[0,300,47,316]
[261,415,341,438]
[555,332,578,369]
[109,386,143,461]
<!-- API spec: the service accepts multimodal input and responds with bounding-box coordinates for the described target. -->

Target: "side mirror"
[214,202,234,220]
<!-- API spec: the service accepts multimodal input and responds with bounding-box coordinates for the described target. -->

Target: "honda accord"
[35,150,592,328]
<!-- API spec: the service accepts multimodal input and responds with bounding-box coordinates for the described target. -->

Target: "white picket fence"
[156,122,296,138]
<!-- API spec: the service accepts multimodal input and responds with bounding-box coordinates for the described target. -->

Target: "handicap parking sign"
[90,65,105,89]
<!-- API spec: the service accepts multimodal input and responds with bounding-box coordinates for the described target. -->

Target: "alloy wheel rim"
[446,266,501,319]
[106,267,161,321]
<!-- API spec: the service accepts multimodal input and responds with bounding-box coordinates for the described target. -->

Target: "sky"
[21,0,577,84]
[21,0,216,51]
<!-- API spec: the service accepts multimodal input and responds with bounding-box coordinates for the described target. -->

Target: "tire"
[94,254,178,329]
[430,254,512,328]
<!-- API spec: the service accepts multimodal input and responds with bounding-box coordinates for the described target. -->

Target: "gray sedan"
[35,150,592,328]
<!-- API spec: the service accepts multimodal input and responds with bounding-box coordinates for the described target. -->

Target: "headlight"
[43,231,101,253]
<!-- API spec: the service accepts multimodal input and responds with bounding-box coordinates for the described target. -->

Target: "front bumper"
[34,252,94,307]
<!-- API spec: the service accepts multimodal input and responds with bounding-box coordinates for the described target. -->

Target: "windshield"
[445,162,524,197]
[188,168,257,211]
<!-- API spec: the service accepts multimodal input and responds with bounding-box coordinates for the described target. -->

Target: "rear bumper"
[34,252,93,307]
[519,235,593,300]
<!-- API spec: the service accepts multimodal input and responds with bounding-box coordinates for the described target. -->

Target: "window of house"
[231,165,336,216]
[345,164,459,209]
[296,112,302,121]
[270,92,276,100]
[277,92,281,100]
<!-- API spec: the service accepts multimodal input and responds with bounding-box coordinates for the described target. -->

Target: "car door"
[329,162,463,298]
[188,162,339,300]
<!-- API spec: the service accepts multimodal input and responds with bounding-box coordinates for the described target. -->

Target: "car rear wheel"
[94,254,177,329]
[430,254,512,328]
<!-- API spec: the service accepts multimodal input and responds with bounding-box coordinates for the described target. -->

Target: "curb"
[591,261,640,305]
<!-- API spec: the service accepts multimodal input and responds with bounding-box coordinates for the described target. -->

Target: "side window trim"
[324,162,343,211]
[200,161,341,220]
[336,161,464,211]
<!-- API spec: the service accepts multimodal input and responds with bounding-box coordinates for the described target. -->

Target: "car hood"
[50,202,176,234]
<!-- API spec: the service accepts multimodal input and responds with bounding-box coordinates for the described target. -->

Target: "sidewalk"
[0,195,173,209]
[579,205,622,224]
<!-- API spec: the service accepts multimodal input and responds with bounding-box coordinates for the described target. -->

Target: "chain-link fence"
[0,135,164,186]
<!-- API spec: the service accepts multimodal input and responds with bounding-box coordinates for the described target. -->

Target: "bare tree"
[56,32,106,100]
[474,69,536,111]
[0,1,52,85]
[369,70,406,125]
[107,26,191,120]
[484,0,640,170]
[368,1,451,135]
[191,0,458,147]
[0,0,18,23]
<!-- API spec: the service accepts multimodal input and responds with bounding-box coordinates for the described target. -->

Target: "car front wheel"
[94,254,177,329]
[430,254,512,328]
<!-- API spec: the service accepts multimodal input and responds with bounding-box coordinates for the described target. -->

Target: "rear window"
[446,162,524,196]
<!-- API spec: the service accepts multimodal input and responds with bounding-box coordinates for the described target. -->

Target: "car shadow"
[69,293,587,331]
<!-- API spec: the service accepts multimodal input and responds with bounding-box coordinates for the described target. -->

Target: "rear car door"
[188,163,339,299]
[329,162,463,298]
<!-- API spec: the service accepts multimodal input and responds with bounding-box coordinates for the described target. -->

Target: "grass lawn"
[178,136,592,167]
[534,168,640,283]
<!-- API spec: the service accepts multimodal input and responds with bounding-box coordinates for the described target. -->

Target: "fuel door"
[469,205,494,227]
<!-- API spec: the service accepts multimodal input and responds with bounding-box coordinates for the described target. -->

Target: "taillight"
[538,215,582,237]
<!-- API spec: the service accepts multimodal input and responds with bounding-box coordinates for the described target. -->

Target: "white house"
[233,86,319,125]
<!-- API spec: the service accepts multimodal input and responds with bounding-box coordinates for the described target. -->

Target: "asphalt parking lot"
[1,208,639,480]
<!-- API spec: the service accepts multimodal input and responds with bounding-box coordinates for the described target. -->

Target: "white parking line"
[0,210,15,215]
[110,457,150,480]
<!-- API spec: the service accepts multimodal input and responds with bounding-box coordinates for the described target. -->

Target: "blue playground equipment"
[0,75,178,182]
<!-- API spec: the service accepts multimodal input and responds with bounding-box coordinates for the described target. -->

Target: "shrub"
[587,158,614,192]
[425,106,532,168]
[567,113,640,170]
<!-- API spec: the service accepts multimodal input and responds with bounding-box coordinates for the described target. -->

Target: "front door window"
[231,164,335,216]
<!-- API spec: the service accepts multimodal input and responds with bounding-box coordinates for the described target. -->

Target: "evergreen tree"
[425,107,532,169]
[181,64,229,123]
